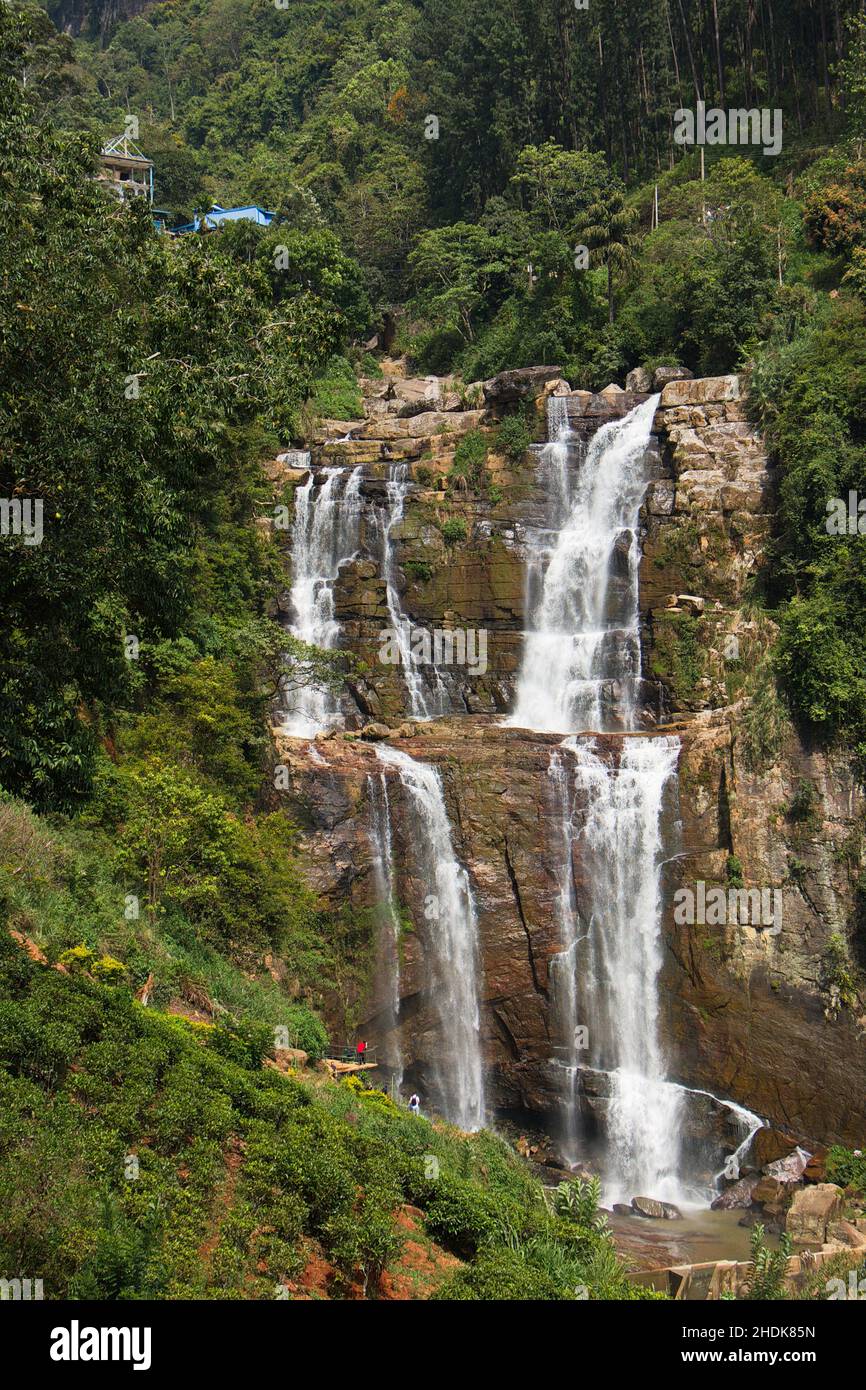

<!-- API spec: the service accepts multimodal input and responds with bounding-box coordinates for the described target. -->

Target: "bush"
[496,415,531,461]
[416,1173,498,1255]
[743,1224,792,1300]
[436,1247,566,1300]
[726,854,744,889]
[825,1144,866,1191]
[450,430,488,489]
[308,355,364,420]
[440,517,468,545]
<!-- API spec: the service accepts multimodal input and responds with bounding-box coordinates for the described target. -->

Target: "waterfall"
[510,394,660,734]
[376,744,484,1130]
[546,750,584,1164]
[367,773,403,1086]
[560,734,683,1202]
[281,465,363,737]
[378,464,449,720]
[506,393,692,1197]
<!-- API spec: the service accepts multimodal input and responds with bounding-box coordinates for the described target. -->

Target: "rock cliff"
[270,363,866,1156]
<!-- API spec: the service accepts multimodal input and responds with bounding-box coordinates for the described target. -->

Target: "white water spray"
[367,773,403,1086]
[281,465,363,737]
[559,734,683,1202]
[376,744,484,1130]
[377,465,449,720]
[510,394,660,734]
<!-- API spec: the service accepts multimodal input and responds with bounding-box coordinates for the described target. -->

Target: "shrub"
[436,1247,566,1300]
[726,854,744,889]
[497,415,531,460]
[59,944,96,973]
[822,933,859,1013]
[404,559,433,583]
[308,355,363,420]
[206,1018,273,1070]
[416,1174,498,1255]
[91,955,129,983]
[440,517,467,545]
[450,430,488,489]
[743,1224,792,1300]
[825,1144,866,1191]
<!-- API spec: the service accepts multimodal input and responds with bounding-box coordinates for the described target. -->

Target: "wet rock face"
[274,719,571,1114]
[666,711,866,1148]
[291,367,648,724]
[274,365,866,1153]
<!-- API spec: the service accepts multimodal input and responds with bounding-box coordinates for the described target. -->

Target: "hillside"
[2,0,866,1313]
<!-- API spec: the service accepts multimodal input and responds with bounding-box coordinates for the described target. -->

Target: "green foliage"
[436,1247,566,1300]
[0,8,355,810]
[497,415,531,461]
[69,1194,169,1300]
[738,665,788,773]
[650,612,703,705]
[403,559,433,583]
[726,855,745,890]
[743,1224,793,1300]
[825,1144,866,1192]
[415,1173,499,1256]
[785,778,819,825]
[440,517,468,546]
[804,164,866,254]
[308,355,364,421]
[749,296,866,766]
[822,933,860,1014]
[450,430,488,490]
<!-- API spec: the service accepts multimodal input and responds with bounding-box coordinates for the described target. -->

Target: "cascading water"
[560,735,684,1203]
[546,750,584,1165]
[376,744,484,1131]
[281,465,363,738]
[510,394,660,734]
[509,393,696,1197]
[366,773,403,1086]
[378,465,449,720]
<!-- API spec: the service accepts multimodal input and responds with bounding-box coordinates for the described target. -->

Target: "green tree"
[408,223,507,345]
[578,182,639,325]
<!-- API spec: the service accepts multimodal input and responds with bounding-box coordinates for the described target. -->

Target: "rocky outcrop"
[272,362,866,1160]
[786,1184,844,1244]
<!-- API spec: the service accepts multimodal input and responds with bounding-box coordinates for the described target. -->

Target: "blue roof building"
[173,205,276,234]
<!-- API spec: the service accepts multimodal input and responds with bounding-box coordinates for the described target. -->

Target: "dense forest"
[1,0,866,1305]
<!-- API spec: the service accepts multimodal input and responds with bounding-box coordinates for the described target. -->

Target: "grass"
[308,355,364,420]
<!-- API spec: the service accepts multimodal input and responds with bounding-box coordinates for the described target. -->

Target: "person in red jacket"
[355,1039,367,1062]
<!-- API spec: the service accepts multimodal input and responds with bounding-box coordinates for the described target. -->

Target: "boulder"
[827,1219,866,1250]
[360,722,391,741]
[626,367,653,393]
[750,1127,802,1171]
[786,1183,844,1245]
[752,1176,790,1209]
[274,1047,309,1068]
[677,594,706,616]
[653,365,694,390]
[645,480,675,516]
[482,366,562,406]
[631,1195,666,1218]
[631,1195,681,1219]
[659,375,740,408]
[711,1175,759,1210]
[600,382,625,396]
[766,1148,810,1184]
[804,1147,829,1183]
